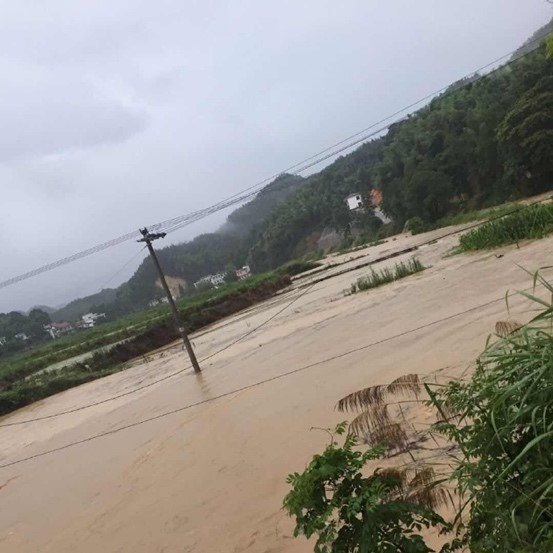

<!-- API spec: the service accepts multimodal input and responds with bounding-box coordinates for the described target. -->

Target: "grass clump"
[349,258,426,294]
[276,260,321,277]
[459,202,553,251]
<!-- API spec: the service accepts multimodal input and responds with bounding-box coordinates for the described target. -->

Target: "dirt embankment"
[84,276,291,371]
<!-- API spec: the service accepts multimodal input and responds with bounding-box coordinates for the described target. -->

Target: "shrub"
[284,424,447,553]
[350,258,426,294]
[405,217,427,235]
[459,202,553,251]
[297,274,553,553]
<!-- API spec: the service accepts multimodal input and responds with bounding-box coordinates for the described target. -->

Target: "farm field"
[1,224,552,553]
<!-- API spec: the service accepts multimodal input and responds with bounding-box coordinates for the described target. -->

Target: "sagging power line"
[0,283,527,471]
[1,196,548,430]
[0,29,550,292]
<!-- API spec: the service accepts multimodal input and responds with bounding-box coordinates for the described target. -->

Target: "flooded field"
[1,226,552,553]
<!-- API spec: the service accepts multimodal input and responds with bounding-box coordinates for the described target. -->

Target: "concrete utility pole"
[138,227,201,373]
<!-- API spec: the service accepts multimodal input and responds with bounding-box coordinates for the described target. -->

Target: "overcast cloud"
[0,0,551,312]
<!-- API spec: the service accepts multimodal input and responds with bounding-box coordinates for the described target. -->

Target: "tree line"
[44,20,553,322]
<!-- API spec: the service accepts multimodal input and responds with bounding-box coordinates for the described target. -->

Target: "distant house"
[194,272,226,290]
[81,312,106,329]
[15,332,30,341]
[45,321,73,339]
[345,193,364,211]
[235,265,251,281]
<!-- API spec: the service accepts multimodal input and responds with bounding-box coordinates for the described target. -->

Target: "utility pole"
[138,227,201,373]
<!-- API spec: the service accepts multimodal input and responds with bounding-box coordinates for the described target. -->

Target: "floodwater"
[1,226,552,553]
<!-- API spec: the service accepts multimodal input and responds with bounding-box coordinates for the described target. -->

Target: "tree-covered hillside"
[221,173,307,237]
[248,26,553,270]
[57,173,307,320]
[52,288,117,322]
[52,18,553,321]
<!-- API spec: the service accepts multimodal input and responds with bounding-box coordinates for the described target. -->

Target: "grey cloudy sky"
[0,0,551,312]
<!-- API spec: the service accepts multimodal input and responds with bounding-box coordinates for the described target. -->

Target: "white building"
[82,312,106,328]
[345,193,363,211]
[194,272,226,290]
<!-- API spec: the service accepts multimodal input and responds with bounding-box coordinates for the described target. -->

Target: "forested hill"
[53,18,553,321]
[220,174,306,237]
[55,173,308,320]
[52,288,117,323]
[248,21,553,270]
[512,16,553,57]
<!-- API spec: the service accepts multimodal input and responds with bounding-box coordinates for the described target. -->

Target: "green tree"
[405,170,453,223]
[224,264,239,283]
[284,424,447,553]
[498,75,553,193]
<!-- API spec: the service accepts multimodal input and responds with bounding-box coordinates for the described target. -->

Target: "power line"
[0,285,521,470]
[156,29,553,237]
[0,282,317,428]
[0,196,549,429]
[144,29,553,238]
[1,31,550,290]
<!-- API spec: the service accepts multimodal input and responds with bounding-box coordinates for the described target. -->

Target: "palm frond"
[495,320,522,337]
[337,374,422,412]
[379,467,409,491]
[388,374,422,398]
[349,405,391,435]
[407,486,449,510]
[338,386,387,412]
[360,422,411,453]
[409,466,436,489]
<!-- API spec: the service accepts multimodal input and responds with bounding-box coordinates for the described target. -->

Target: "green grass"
[0,271,287,388]
[349,258,426,294]
[0,271,292,416]
[435,203,520,228]
[458,202,553,251]
[408,202,524,236]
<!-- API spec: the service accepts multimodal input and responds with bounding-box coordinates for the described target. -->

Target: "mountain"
[247,19,553,270]
[512,16,553,58]
[49,174,308,321]
[220,174,307,236]
[51,288,117,322]
[27,304,57,315]
[41,17,553,322]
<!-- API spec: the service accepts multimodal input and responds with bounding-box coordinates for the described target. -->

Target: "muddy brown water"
[1,227,552,552]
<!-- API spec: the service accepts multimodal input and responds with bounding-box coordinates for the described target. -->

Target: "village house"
[81,312,106,329]
[44,321,73,339]
[194,272,226,290]
[345,192,363,211]
[345,190,392,224]
[235,265,251,281]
